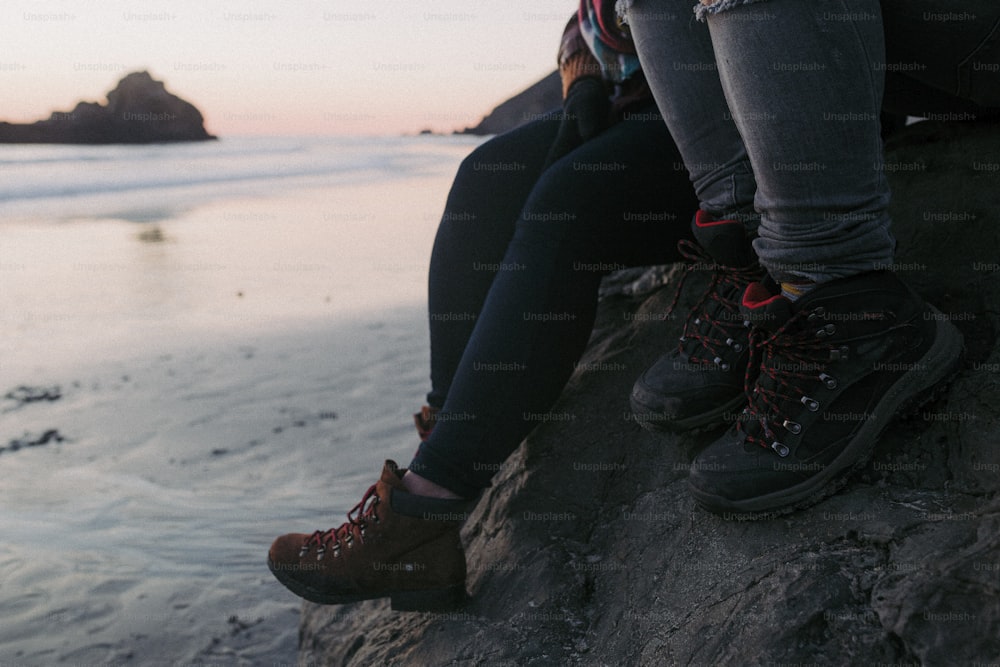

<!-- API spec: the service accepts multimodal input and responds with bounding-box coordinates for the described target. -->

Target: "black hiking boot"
[687,271,963,517]
[630,211,765,431]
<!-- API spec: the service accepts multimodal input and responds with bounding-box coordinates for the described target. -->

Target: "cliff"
[300,120,1000,665]
[0,71,215,144]
[459,71,562,136]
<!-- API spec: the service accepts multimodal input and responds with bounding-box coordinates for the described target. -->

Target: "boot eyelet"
[829,345,849,361]
[298,546,310,558]
[819,373,837,389]
[694,317,701,325]
[720,363,730,371]
[315,546,326,561]
[732,343,742,352]
[801,396,820,412]
[808,307,826,321]
[771,441,790,457]
[782,420,802,434]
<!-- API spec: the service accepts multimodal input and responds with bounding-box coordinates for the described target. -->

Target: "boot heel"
[390,584,467,612]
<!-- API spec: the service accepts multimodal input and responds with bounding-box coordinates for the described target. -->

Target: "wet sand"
[0,164,463,664]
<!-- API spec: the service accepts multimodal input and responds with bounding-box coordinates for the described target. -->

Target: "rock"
[299,120,1000,665]
[0,71,215,144]
[459,71,562,136]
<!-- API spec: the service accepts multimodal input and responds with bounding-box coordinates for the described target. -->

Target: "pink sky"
[1,1,576,136]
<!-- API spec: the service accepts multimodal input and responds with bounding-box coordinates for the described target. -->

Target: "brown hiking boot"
[268,460,471,611]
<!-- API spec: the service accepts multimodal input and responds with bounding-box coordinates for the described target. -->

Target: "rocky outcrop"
[0,71,215,144]
[300,120,1000,665]
[459,71,561,136]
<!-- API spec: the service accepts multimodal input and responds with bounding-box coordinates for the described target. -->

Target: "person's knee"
[447,138,531,214]
[456,141,511,182]
[695,0,771,21]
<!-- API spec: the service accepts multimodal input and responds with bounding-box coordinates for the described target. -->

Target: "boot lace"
[737,308,844,456]
[299,484,381,560]
[667,239,763,370]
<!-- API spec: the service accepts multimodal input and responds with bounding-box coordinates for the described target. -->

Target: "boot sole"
[690,311,964,517]
[267,558,468,612]
[630,391,745,434]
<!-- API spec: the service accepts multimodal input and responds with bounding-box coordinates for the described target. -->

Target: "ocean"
[0,134,485,665]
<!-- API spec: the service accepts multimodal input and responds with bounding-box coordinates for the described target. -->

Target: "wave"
[0,134,481,220]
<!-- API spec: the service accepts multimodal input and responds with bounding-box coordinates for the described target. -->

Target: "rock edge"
[300,120,1000,666]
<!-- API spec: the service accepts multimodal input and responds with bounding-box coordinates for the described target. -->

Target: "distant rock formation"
[0,71,215,144]
[460,70,561,136]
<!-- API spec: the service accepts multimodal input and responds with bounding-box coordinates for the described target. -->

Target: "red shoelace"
[299,483,381,560]
[668,239,762,369]
[737,309,840,457]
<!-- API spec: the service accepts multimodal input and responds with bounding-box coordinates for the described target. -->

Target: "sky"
[1,1,577,136]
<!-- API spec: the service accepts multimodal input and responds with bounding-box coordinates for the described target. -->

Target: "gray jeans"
[625,0,1000,282]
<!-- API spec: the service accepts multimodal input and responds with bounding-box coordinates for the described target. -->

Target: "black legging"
[409,101,698,498]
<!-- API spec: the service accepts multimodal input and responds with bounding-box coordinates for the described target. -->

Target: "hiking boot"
[687,271,963,517]
[630,211,765,431]
[268,460,471,611]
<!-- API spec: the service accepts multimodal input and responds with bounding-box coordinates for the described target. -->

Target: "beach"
[0,134,483,664]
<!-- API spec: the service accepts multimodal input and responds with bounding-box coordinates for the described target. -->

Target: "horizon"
[1,1,575,136]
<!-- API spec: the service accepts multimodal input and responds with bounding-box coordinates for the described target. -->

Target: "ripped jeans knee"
[617,0,772,23]
[694,0,770,21]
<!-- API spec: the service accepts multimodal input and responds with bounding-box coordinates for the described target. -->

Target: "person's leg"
[623,2,765,430]
[691,0,1000,281]
[626,0,997,436]
[267,118,563,608]
[704,0,894,285]
[425,117,562,412]
[626,0,758,224]
[628,0,899,285]
[410,104,697,499]
[269,104,699,608]
[661,0,964,515]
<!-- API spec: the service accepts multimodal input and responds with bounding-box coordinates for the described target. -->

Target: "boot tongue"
[692,210,756,268]
[740,281,794,333]
[380,459,406,489]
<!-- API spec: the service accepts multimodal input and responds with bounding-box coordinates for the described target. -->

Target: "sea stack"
[0,71,216,144]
